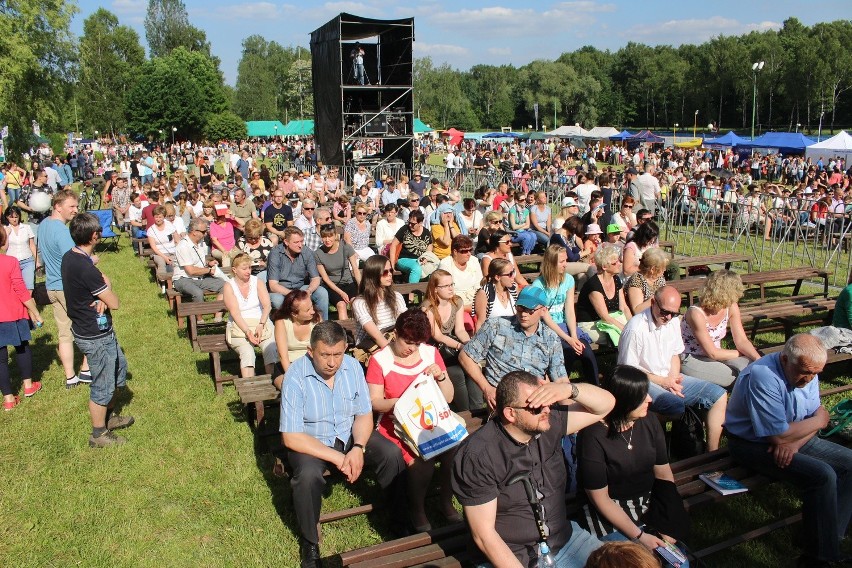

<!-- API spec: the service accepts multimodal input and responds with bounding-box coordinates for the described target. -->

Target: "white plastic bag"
[392,373,468,460]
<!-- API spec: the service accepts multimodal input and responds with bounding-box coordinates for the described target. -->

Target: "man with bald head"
[618,286,727,451]
[726,334,852,566]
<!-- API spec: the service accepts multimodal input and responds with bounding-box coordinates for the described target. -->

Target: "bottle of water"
[96,313,108,331]
[538,542,556,567]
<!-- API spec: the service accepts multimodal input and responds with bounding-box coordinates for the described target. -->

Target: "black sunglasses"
[510,405,547,415]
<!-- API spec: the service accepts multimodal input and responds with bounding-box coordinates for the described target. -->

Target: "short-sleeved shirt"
[577,416,668,499]
[452,410,572,567]
[724,352,821,442]
[315,243,357,285]
[267,245,319,290]
[230,200,256,223]
[263,203,294,233]
[174,237,208,281]
[38,217,75,291]
[147,221,178,256]
[394,225,432,259]
[431,221,460,260]
[60,249,112,339]
[438,256,482,307]
[617,308,683,377]
[462,317,566,387]
[234,237,274,275]
[531,273,575,325]
[575,275,622,322]
[352,292,407,346]
[279,354,372,448]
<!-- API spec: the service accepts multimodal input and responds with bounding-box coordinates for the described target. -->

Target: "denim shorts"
[74,332,128,406]
[648,374,725,417]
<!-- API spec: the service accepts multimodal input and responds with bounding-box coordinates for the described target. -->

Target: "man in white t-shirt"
[574,173,600,216]
[173,218,225,311]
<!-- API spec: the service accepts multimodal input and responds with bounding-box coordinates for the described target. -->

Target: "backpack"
[670,406,706,459]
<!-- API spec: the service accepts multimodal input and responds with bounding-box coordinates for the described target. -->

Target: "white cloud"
[625,17,781,44]
[213,2,282,20]
[426,4,611,38]
[488,47,512,56]
[111,0,146,14]
[556,1,616,13]
[415,42,469,57]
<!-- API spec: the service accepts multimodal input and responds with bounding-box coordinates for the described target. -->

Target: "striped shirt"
[352,291,407,346]
[279,354,372,448]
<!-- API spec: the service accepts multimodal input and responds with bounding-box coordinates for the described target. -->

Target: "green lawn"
[1,229,849,567]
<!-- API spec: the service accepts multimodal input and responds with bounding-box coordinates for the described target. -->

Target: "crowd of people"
[1,137,851,568]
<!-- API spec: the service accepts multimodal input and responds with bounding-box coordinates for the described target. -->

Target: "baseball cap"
[585,223,603,235]
[606,223,622,234]
[287,192,299,201]
[516,287,548,310]
[626,167,639,175]
[561,196,578,207]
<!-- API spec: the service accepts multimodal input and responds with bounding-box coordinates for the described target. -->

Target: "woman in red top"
[0,228,43,410]
[366,309,459,532]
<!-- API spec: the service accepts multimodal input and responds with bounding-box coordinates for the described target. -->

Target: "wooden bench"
[672,252,753,275]
[176,299,235,393]
[233,374,278,434]
[669,267,831,306]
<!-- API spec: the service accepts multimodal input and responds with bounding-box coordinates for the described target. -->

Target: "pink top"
[681,306,729,356]
[0,255,30,322]
[210,219,237,251]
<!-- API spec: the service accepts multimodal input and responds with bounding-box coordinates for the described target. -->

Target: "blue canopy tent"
[245,120,287,137]
[738,132,816,155]
[704,131,749,148]
[482,132,520,139]
[628,130,665,144]
[609,129,634,141]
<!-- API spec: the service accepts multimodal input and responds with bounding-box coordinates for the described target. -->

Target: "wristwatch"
[351,443,366,453]
[569,383,579,400]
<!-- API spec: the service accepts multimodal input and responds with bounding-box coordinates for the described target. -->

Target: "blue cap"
[516,286,548,310]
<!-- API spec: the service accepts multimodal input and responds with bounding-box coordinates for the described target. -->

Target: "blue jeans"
[531,230,550,248]
[728,435,852,562]
[512,230,538,255]
[132,226,147,239]
[601,528,690,568]
[648,374,725,417]
[74,332,128,406]
[7,187,20,206]
[18,256,35,290]
[396,257,422,283]
[270,285,329,321]
[475,522,602,568]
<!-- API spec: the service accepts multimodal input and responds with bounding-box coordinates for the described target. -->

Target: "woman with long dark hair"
[352,255,406,351]
[481,229,527,289]
[622,221,659,278]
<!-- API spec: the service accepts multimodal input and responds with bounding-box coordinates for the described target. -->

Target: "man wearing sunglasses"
[618,286,727,452]
[452,370,614,568]
[460,287,570,411]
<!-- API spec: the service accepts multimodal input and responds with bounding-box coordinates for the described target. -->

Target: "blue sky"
[72,0,851,85]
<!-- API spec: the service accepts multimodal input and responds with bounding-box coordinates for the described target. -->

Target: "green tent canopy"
[245,121,286,137]
[281,120,314,136]
[414,119,433,134]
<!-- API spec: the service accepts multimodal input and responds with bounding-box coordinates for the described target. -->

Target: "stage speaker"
[364,117,388,135]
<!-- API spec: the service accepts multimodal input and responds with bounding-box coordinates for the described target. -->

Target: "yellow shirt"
[431,221,460,260]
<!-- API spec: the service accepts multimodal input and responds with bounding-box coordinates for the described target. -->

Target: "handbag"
[225,318,273,343]
[437,339,461,366]
[670,406,706,459]
[351,329,395,364]
[819,399,852,442]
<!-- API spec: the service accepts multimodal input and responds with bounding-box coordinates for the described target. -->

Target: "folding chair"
[91,209,121,252]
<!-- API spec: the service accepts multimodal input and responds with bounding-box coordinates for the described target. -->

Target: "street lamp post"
[172,126,177,145]
[751,61,765,140]
[274,124,278,140]
[693,111,698,138]
[674,123,678,145]
[94,130,99,140]
[795,123,802,133]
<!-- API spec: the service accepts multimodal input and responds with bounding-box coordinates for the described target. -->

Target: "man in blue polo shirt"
[266,226,329,319]
[725,333,852,567]
[280,321,406,568]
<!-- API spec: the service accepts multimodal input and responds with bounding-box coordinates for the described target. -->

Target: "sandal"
[3,396,21,411]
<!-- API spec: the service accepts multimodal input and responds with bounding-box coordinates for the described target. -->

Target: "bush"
[204,111,246,142]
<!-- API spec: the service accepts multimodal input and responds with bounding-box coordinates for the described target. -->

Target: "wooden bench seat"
[672,252,753,273]
[669,266,831,306]
[176,299,236,393]
[233,375,278,434]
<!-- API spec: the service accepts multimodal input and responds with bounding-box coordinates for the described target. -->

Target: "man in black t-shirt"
[452,371,613,568]
[61,212,134,448]
[263,189,294,245]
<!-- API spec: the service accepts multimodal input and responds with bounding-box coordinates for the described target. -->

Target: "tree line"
[1,2,849,160]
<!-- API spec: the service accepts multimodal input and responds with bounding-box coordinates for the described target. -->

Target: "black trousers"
[288,431,406,544]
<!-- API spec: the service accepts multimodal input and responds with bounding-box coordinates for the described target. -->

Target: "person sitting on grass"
[366,309,461,533]
[223,253,276,379]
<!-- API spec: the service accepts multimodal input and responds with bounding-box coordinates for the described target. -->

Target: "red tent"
[442,128,465,147]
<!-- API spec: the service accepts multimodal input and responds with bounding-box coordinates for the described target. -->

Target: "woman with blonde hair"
[680,269,761,388]
[624,247,669,314]
[575,244,632,345]
[421,269,478,410]
[223,253,277,379]
[473,257,519,332]
[344,203,375,261]
[232,218,273,281]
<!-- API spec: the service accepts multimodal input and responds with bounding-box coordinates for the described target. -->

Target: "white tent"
[585,126,620,140]
[548,125,589,138]
[805,130,852,163]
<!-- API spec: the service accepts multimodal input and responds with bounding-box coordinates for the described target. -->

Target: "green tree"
[234,36,279,120]
[205,111,247,141]
[414,58,478,130]
[811,20,852,132]
[168,47,228,114]
[0,0,77,158]
[144,0,211,58]
[283,57,314,120]
[78,8,146,137]
[464,65,517,129]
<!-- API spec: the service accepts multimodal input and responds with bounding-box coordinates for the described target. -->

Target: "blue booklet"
[699,471,748,495]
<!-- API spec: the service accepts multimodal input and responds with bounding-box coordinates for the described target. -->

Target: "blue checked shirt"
[280,353,372,448]
[462,316,567,386]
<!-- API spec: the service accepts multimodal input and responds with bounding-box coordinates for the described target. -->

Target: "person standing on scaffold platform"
[351,43,366,85]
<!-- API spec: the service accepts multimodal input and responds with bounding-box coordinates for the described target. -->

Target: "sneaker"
[3,396,20,411]
[24,381,42,397]
[107,414,135,431]
[66,376,82,389]
[88,430,127,448]
[78,370,93,384]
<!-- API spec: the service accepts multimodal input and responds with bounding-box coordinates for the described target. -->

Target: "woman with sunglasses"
[315,223,361,320]
[576,244,632,346]
[622,221,660,279]
[473,258,519,332]
[366,308,459,532]
[352,255,406,352]
[481,229,527,289]
[532,244,599,384]
[612,196,637,241]
[147,204,178,281]
[375,203,404,257]
[344,204,375,262]
[389,209,433,283]
[577,366,690,563]
[473,211,504,258]
[233,218,273,282]
[421,269,478,411]
[164,203,187,241]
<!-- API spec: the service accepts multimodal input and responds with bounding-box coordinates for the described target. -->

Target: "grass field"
[1,205,850,567]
